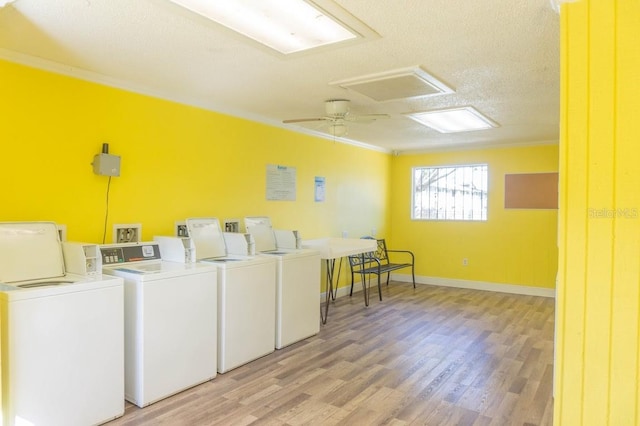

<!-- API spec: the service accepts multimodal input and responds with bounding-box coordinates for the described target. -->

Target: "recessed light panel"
[406,107,499,133]
[168,0,358,54]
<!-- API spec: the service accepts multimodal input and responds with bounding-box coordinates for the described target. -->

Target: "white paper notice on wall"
[266,164,296,201]
[315,176,325,202]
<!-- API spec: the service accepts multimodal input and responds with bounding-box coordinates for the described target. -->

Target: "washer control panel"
[100,243,162,265]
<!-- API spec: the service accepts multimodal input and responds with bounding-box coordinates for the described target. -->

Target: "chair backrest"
[348,238,390,268]
[375,239,390,263]
[348,236,377,268]
[348,250,376,268]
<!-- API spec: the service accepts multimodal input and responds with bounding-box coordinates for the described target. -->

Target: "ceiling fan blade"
[283,117,328,124]
[345,114,391,123]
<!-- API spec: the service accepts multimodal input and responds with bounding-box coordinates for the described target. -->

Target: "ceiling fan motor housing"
[325,99,350,117]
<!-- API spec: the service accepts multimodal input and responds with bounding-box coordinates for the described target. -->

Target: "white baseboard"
[321,274,556,301]
[390,273,556,298]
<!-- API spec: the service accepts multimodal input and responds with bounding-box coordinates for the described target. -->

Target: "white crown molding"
[398,138,558,156]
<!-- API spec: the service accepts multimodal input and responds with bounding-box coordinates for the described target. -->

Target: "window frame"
[411,163,488,221]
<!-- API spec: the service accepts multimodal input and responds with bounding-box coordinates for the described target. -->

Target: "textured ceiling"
[0,0,560,153]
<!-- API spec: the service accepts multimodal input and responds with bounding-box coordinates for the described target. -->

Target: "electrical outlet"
[462,258,468,266]
[175,221,188,237]
[113,223,142,243]
[224,219,240,233]
[341,231,348,238]
[371,228,377,237]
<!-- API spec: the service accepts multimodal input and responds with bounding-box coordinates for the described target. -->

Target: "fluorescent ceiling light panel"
[168,0,358,54]
[406,107,499,133]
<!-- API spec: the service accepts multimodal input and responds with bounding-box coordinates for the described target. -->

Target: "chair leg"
[377,275,382,301]
[386,272,391,286]
[350,269,355,296]
[411,267,416,288]
[361,272,370,306]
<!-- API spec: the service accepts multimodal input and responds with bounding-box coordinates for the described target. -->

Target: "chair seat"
[359,262,412,275]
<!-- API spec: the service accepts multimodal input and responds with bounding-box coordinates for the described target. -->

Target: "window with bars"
[412,164,488,221]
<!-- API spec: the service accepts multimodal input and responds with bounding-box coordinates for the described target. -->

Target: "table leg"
[332,257,343,300]
[321,258,335,324]
[320,253,370,324]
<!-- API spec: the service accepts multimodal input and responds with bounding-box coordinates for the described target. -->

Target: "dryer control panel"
[100,243,162,265]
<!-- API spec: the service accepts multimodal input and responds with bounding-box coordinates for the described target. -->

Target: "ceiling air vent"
[331,66,454,102]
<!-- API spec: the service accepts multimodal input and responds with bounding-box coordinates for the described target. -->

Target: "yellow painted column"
[555,0,640,424]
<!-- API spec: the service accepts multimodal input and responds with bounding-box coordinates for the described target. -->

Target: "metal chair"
[348,238,416,305]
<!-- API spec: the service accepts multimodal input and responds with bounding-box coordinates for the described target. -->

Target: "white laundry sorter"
[0,221,124,426]
[186,217,277,373]
[100,241,218,407]
[245,217,320,349]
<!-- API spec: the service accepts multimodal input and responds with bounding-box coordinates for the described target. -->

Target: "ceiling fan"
[282,99,389,137]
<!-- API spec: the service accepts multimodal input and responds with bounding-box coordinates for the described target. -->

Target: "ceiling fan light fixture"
[329,124,348,137]
[406,107,498,133]
[168,0,358,54]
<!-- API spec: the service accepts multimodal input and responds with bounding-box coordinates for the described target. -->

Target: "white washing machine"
[0,221,124,426]
[100,241,218,408]
[245,217,320,349]
[186,218,277,373]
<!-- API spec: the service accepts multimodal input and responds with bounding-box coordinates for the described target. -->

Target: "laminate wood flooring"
[106,282,555,426]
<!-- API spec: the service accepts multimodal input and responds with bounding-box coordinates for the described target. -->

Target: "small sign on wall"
[266,164,296,201]
[315,176,325,202]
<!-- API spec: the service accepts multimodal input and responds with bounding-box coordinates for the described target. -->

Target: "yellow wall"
[0,59,390,248]
[390,145,558,289]
[555,1,640,424]
[0,59,560,294]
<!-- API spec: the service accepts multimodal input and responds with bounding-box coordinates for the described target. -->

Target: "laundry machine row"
[0,218,319,425]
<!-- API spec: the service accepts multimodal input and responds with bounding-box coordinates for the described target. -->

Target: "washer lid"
[186,218,227,259]
[245,221,277,252]
[0,222,65,283]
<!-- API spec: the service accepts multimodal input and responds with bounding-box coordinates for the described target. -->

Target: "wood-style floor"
[106,282,555,426]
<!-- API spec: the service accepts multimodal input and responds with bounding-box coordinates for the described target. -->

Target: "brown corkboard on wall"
[504,172,559,209]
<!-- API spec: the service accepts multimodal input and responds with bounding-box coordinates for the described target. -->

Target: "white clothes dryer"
[186,218,277,373]
[100,242,218,408]
[0,221,124,426]
[245,217,320,349]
